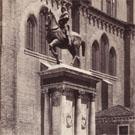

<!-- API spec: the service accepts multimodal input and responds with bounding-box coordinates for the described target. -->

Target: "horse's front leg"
[49,39,60,64]
[49,39,58,55]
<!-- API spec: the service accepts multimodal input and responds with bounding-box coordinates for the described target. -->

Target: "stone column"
[61,90,66,135]
[44,88,50,135]
[51,90,61,135]
[89,93,96,135]
[76,92,82,135]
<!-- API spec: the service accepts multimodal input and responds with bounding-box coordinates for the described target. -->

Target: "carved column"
[76,92,82,135]
[61,89,67,135]
[44,88,51,135]
[51,90,61,135]
[89,93,96,135]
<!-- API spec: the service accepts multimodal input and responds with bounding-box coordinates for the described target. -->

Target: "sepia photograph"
[0,0,135,135]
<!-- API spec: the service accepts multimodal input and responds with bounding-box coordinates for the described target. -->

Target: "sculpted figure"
[46,4,85,64]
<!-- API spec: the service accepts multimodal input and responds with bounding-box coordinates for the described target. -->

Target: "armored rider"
[58,6,71,45]
[49,5,71,50]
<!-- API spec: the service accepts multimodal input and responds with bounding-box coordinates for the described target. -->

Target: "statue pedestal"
[40,64,100,135]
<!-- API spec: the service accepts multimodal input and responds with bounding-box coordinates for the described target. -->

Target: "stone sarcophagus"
[40,64,100,135]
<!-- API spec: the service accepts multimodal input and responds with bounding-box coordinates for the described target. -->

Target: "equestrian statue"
[46,2,85,64]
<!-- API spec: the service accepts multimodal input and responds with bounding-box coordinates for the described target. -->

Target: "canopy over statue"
[46,0,85,64]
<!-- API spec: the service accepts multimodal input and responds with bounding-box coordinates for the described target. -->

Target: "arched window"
[39,7,48,55]
[112,0,117,17]
[26,15,36,51]
[92,41,99,71]
[106,0,117,17]
[100,34,109,73]
[106,0,111,15]
[101,0,106,12]
[109,47,116,76]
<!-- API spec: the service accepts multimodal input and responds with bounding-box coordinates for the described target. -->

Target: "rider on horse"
[46,4,84,65]
[58,6,71,45]
[48,6,71,50]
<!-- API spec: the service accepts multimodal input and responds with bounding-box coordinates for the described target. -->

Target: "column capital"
[41,87,49,94]
[61,89,74,97]
[90,93,96,102]
[76,91,85,98]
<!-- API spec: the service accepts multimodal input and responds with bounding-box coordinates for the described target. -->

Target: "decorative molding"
[90,93,96,102]
[42,83,95,97]
[24,49,61,64]
[42,81,96,94]
[51,90,61,106]
[49,0,72,9]
[83,6,125,38]
[72,1,135,39]
[81,115,87,129]
[96,116,135,124]
[41,88,49,94]
[66,114,73,128]
[89,69,117,82]
[61,89,74,97]
[78,91,86,97]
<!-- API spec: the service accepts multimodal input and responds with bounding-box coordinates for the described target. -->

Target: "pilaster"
[89,93,96,135]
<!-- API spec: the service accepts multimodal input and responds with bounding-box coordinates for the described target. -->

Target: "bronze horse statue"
[46,11,85,64]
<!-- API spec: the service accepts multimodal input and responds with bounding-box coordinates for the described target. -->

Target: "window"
[111,0,117,17]
[101,81,108,110]
[102,0,117,17]
[101,34,109,73]
[39,7,49,55]
[127,0,133,23]
[101,0,106,11]
[106,0,112,16]
[118,125,129,135]
[109,47,116,76]
[26,15,36,51]
[92,41,99,71]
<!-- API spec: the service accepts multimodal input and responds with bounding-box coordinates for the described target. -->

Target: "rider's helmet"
[59,11,69,22]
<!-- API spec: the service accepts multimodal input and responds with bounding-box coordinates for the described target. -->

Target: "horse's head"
[46,11,59,30]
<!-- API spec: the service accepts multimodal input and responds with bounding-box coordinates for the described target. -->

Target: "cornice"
[96,116,135,124]
[74,1,135,39]
[80,6,125,38]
